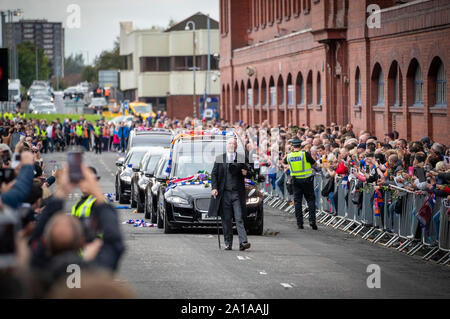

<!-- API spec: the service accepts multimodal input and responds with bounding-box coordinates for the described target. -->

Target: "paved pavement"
[42,151,450,299]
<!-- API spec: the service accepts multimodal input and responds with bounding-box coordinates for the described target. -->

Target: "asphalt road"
[42,150,450,299]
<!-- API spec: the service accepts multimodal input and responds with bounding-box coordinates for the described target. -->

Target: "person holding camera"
[29,164,125,292]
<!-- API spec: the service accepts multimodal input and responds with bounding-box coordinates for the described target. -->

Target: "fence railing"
[258,169,450,265]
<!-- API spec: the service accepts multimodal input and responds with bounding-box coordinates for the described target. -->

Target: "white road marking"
[237,256,252,260]
[259,271,267,275]
[281,283,293,289]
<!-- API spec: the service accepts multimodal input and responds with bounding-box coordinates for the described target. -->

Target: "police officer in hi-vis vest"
[71,167,103,240]
[284,138,318,230]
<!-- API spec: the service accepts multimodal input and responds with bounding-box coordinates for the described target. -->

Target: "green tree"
[17,42,51,88]
[83,37,122,84]
[168,18,178,28]
[81,65,96,83]
[64,53,85,75]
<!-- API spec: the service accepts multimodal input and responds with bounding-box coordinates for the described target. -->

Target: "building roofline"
[165,12,218,32]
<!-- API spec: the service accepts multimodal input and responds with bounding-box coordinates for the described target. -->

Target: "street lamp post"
[185,21,197,119]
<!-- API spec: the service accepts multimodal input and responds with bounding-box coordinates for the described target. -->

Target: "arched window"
[414,66,424,105]
[287,74,293,106]
[355,68,361,106]
[436,62,446,106]
[296,73,304,105]
[254,79,259,106]
[247,80,253,107]
[269,77,276,106]
[393,69,399,106]
[306,71,313,105]
[317,73,322,105]
[377,70,384,105]
[261,78,267,106]
[277,75,284,105]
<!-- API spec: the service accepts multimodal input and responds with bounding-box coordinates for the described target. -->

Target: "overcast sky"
[1,0,219,64]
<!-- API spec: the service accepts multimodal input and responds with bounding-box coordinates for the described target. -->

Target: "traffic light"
[0,48,8,102]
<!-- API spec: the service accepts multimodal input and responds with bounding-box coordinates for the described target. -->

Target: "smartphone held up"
[67,150,83,184]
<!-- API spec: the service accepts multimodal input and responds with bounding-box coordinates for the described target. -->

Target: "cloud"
[1,0,219,62]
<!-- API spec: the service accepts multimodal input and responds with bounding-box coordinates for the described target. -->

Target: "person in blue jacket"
[118,122,130,153]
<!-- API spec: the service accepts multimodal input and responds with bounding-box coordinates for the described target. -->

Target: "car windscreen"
[131,135,172,148]
[171,140,231,178]
[155,159,169,179]
[126,151,147,167]
[133,105,151,113]
[145,155,162,171]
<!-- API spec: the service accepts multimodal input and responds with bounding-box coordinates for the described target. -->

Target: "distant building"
[220,0,450,144]
[5,19,65,78]
[119,12,220,119]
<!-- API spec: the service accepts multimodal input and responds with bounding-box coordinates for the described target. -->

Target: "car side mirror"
[116,158,125,167]
[145,169,155,178]
[156,174,169,182]
[132,166,140,173]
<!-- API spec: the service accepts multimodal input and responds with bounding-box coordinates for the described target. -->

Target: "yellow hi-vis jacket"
[287,151,313,179]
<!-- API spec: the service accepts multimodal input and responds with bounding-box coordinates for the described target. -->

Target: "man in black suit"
[208,138,253,251]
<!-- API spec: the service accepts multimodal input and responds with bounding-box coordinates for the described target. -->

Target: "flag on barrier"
[416,193,435,236]
[373,190,384,217]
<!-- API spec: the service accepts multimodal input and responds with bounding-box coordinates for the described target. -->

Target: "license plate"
[202,213,220,221]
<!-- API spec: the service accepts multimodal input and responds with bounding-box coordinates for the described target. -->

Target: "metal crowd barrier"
[259,170,450,265]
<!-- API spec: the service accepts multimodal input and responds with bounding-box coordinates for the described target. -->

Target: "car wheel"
[156,196,164,229]
[137,191,144,213]
[115,179,119,202]
[149,194,157,224]
[130,185,137,208]
[163,207,175,234]
[118,182,129,204]
[250,207,264,236]
[144,193,150,219]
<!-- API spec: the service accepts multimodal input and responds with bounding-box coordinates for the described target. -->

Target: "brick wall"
[220,0,450,144]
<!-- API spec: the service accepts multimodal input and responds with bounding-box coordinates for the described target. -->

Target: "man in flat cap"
[284,138,318,230]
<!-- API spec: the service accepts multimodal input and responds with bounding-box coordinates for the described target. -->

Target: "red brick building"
[219,0,450,144]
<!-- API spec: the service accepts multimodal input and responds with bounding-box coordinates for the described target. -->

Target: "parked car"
[89,97,108,112]
[130,147,167,213]
[8,80,22,109]
[109,115,134,127]
[115,146,153,204]
[127,102,156,121]
[127,129,173,153]
[32,102,57,114]
[144,150,171,223]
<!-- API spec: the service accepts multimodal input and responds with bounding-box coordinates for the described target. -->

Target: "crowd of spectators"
[0,114,130,298]
[0,111,449,297]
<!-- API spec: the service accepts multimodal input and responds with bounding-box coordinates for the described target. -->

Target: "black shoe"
[298,225,304,229]
[224,245,232,251]
[239,242,251,251]
[310,224,318,230]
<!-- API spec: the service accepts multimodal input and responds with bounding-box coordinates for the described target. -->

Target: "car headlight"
[166,196,190,206]
[246,197,260,205]
[120,175,132,183]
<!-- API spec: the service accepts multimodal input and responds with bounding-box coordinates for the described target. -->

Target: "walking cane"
[216,213,221,250]
[214,193,221,250]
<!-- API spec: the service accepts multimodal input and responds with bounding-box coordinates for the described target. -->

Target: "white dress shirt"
[226,152,236,163]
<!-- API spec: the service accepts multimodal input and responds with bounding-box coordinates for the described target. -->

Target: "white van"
[8,79,22,108]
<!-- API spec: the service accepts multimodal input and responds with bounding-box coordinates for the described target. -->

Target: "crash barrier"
[259,171,450,265]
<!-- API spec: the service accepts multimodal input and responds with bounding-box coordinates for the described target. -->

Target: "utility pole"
[206,14,211,102]
[186,21,197,119]
[35,43,38,80]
